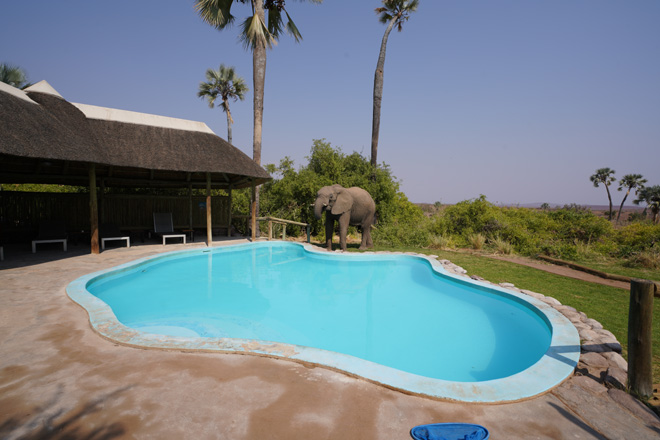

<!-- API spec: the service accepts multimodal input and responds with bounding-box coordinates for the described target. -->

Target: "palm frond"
[239,13,274,50]
[194,0,236,29]
[376,0,418,26]
[284,9,303,42]
[0,63,29,88]
[267,6,285,39]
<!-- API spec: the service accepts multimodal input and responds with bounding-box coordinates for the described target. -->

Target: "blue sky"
[2,1,658,205]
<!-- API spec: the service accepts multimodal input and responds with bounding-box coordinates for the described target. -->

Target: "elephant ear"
[331,189,353,215]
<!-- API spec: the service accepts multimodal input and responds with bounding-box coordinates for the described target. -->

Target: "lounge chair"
[32,220,68,253]
[100,223,130,250]
[153,213,186,245]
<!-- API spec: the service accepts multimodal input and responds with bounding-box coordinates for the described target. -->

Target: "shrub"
[614,222,660,254]
[546,205,613,244]
[625,250,660,269]
[428,234,455,250]
[490,236,514,255]
[373,215,431,247]
[468,233,487,250]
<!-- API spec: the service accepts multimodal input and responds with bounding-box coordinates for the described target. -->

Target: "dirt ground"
[485,254,630,290]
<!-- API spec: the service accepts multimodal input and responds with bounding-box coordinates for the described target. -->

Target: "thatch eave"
[0,82,271,190]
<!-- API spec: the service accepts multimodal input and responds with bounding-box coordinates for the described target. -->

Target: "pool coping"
[65,241,581,403]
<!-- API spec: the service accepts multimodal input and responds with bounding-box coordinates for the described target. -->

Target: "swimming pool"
[67,242,580,402]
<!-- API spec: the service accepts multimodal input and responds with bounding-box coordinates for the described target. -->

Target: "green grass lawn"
[365,245,660,381]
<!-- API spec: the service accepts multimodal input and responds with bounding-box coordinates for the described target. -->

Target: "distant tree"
[634,185,660,224]
[0,63,31,89]
[616,173,646,221]
[198,64,248,145]
[590,168,616,220]
[540,203,550,211]
[370,0,418,169]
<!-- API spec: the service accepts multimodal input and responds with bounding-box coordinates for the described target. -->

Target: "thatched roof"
[0,81,270,189]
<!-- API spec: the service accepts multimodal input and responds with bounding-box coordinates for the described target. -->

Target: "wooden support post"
[268,220,273,241]
[89,164,99,254]
[188,183,193,230]
[251,180,257,242]
[206,173,212,246]
[99,179,105,224]
[628,279,654,398]
[306,225,311,243]
[282,224,286,240]
[227,185,233,237]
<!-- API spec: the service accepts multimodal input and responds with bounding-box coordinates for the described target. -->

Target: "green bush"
[614,222,660,255]
[253,139,424,247]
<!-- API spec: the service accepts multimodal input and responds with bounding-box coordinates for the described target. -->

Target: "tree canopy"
[0,63,31,89]
[198,64,248,144]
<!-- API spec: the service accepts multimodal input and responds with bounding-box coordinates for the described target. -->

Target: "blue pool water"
[87,242,552,383]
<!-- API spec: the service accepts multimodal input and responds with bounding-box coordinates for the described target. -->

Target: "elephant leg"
[325,214,334,251]
[339,214,349,251]
[360,223,373,250]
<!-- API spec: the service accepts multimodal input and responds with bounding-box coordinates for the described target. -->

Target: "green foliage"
[614,222,660,257]
[1,183,87,193]
[422,196,658,267]
[254,139,423,245]
[468,233,486,250]
[0,63,30,89]
[546,204,613,243]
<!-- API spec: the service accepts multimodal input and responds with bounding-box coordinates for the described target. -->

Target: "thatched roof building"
[0,80,270,189]
[0,80,271,252]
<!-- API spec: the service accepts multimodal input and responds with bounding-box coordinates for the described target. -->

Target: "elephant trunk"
[314,199,325,219]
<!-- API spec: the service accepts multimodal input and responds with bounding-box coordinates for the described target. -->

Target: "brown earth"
[485,254,630,290]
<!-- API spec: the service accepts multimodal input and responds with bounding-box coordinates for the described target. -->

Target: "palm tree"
[195,0,321,223]
[198,65,249,145]
[0,63,31,89]
[634,185,660,224]
[590,168,616,220]
[616,173,646,221]
[371,0,419,169]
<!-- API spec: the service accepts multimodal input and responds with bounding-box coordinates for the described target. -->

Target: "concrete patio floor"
[1,239,659,439]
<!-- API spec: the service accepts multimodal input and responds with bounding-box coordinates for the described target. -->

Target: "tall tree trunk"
[226,106,233,144]
[252,0,267,237]
[616,189,630,222]
[371,15,399,169]
[605,185,613,220]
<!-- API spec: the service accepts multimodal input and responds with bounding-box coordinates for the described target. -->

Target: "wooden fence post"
[628,279,654,398]
[89,164,99,254]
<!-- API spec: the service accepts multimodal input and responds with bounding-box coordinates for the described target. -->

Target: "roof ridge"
[72,103,215,134]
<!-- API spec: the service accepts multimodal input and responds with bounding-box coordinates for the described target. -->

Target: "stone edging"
[429,255,629,391]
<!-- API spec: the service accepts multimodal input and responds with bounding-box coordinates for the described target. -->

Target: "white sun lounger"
[153,213,186,245]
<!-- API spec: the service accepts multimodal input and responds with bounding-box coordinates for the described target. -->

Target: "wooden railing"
[233,215,311,243]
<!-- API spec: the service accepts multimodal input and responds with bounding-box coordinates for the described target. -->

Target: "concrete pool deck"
[1,240,659,439]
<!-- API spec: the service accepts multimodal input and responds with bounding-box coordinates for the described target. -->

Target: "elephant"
[314,184,376,251]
